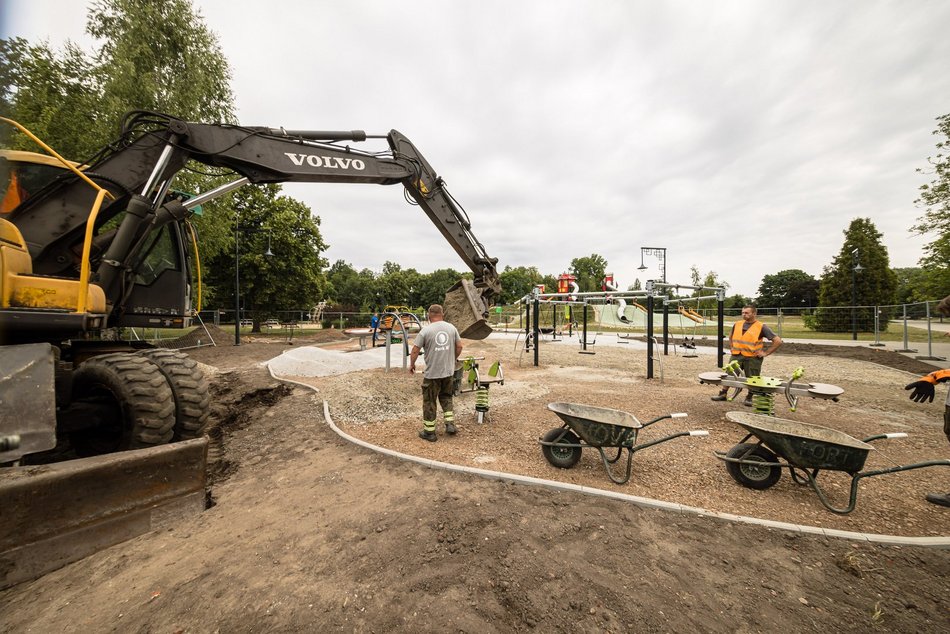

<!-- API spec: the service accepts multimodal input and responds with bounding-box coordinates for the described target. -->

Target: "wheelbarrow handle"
[643,412,687,427]
[861,432,909,443]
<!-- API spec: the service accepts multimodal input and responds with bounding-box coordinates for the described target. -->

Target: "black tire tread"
[724,442,781,490]
[541,428,582,469]
[140,349,211,440]
[70,352,176,453]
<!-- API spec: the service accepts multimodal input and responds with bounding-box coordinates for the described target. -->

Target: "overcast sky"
[5,1,949,297]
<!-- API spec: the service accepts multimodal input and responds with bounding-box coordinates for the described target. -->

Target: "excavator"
[0,111,501,463]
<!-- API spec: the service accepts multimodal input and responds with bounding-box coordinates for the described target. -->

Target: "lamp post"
[638,247,667,284]
[850,247,863,341]
[234,222,274,346]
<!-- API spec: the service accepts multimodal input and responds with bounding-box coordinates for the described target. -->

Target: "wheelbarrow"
[716,411,950,514]
[539,402,709,484]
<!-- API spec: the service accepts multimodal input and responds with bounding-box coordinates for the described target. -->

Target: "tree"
[203,184,328,329]
[2,0,238,263]
[815,218,897,332]
[570,254,608,293]
[756,269,819,309]
[0,38,101,158]
[893,267,930,305]
[498,265,547,304]
[414,268,465,308]
[87,0,234,128]
[912,113,950,299]
[688,266,729,311]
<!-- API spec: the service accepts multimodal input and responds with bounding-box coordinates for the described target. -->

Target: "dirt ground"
[2,329,949,632]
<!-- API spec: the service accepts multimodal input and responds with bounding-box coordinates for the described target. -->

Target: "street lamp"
[637,247,667,284]
[850,247,863,341]
[234,222,274,346]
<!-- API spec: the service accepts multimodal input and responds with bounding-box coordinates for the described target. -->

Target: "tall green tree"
[912,113,950,299]
[756,269,819,309]
[0,38,101,157]
[498,265,548,303]
[570,254,608,293]
[893,267,931,305]
[87,0,234,129]
[414,268,465,308]
[815,218,897,332]
[203,184,328,328]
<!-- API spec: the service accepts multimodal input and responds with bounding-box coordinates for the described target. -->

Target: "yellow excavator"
[0,111,501,463]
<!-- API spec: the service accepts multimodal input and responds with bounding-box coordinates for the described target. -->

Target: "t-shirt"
[413,320,460,379]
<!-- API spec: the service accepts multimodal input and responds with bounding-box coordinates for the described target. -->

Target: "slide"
[678,305,705,324]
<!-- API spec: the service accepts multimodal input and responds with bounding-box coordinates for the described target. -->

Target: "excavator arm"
[6,111,499,338]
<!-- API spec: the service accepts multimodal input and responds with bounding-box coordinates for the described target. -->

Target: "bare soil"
[2,329,948,633]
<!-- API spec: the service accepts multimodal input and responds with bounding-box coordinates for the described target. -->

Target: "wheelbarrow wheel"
[725,443,781,490]
[541,428,582,469]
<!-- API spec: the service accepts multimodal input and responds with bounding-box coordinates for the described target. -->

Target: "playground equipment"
[456,356,504,423]
[698,364,843,414]
[373,308,422,347]
[677,304,705,324]
[540,402,708,484]
[645,281,727,379]
[715,411,950,514]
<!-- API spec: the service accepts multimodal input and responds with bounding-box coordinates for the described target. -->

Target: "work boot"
[925,492,950,507]
[710,390,728,402]
[445,421,457,435]
[418,430,437,442]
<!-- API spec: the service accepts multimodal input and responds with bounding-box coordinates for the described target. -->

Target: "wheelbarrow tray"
[547,402,641,447]
[726,411,873,473]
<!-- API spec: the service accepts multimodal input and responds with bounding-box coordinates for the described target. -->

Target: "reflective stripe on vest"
[730,320,764,357]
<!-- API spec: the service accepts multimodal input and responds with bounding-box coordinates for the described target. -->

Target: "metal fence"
[124,299,948,360]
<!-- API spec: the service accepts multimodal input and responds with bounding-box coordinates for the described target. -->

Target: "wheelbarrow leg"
[597,447,634,485]
[802,470,862,515]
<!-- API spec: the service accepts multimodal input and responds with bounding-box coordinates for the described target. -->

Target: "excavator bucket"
[444,279,493,340]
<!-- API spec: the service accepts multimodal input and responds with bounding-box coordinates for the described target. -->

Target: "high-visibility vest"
[730,320,764,357]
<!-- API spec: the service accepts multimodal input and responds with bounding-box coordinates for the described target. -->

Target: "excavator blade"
[444,279,493,340]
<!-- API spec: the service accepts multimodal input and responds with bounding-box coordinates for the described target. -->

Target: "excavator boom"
[5,111,500,339]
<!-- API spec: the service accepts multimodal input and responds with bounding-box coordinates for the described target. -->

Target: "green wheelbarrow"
[539,402,709,484]
[716,411,950,514]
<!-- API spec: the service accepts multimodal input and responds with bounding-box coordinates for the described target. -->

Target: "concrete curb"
[269,371,950,548]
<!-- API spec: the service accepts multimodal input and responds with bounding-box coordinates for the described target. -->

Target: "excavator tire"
[68,353,176,457]
[140,349,211,441]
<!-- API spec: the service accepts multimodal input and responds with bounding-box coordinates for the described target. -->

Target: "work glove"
[905,380,936,403]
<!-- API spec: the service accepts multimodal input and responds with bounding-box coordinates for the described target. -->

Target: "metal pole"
[234,225,241,346]
[851,258,858,341]
[533,298,540,367]
[646,294,654,379]
[896,303,916,353]
[870,305,885,347]
[717,296,725,368]
[662,298,669,356]
[580,303,594,355]
[916,300,947,361]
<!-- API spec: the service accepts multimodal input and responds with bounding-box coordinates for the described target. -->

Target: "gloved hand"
[905,380,936,403]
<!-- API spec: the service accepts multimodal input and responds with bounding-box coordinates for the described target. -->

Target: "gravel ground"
[272,334,950,537]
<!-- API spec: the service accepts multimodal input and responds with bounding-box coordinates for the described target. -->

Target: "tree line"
[1,0,947,331]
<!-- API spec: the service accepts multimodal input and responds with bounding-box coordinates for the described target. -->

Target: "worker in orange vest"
[712,305,783,405]
[904,294,950,507]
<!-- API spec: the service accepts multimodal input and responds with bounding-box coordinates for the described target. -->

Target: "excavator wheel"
[139,349,211,441]
[68,353,176,457]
